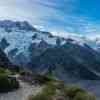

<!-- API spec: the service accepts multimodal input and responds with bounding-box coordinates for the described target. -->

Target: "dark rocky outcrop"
[30,42,100,80]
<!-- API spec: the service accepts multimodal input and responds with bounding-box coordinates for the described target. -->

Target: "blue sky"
[0,0,100,38]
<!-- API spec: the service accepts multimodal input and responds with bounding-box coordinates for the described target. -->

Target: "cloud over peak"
[0,0,100,39]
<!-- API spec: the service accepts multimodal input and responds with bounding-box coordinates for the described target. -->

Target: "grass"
[28,75,96,100]
[73,91,96,100]
[29,82,57,100]
[64,85,96,100]
[64,85,85,99]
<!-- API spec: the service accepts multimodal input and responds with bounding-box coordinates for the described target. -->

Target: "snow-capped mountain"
[0,20,100,80]
[0,20,95,53]
[0,20,88,65]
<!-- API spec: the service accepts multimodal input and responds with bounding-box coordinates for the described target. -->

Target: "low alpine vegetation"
[28,75,96,100]
[0,68,19,93]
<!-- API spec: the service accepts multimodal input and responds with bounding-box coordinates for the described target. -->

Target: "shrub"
[73,92,96,100]
[64,85,85,98]
[64,85,96,100]
[29,82,96,100]
[33,74,54,84]
[28,75,96,100]
[0,68,19,93]
[29,82,57,100]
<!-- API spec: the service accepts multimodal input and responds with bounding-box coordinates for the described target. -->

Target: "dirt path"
[0,80,42,100]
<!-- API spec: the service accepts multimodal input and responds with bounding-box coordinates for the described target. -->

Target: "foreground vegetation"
[0,68,19,93]
[28,75,96,100]
[0,67,96,100]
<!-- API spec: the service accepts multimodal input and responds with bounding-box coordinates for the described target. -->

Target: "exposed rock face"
[8,48,18,58]
[29,42,100,80]
[0,38,9,50]
[0,47,12,67]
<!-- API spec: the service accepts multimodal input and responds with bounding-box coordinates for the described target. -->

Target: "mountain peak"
[0,20,37,31]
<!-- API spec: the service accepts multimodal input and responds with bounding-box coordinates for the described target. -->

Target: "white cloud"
[0,0,100,41]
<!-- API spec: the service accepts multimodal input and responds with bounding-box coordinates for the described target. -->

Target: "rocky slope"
[0,46,12,68]
[30,42,100,80]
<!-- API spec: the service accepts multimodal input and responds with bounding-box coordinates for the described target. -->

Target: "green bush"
[29,82,57,100]
[64,85,96,100]
[0,68,19,93]
[29,81,96,100]
[73,92,96,100]
[64,85,85,99]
